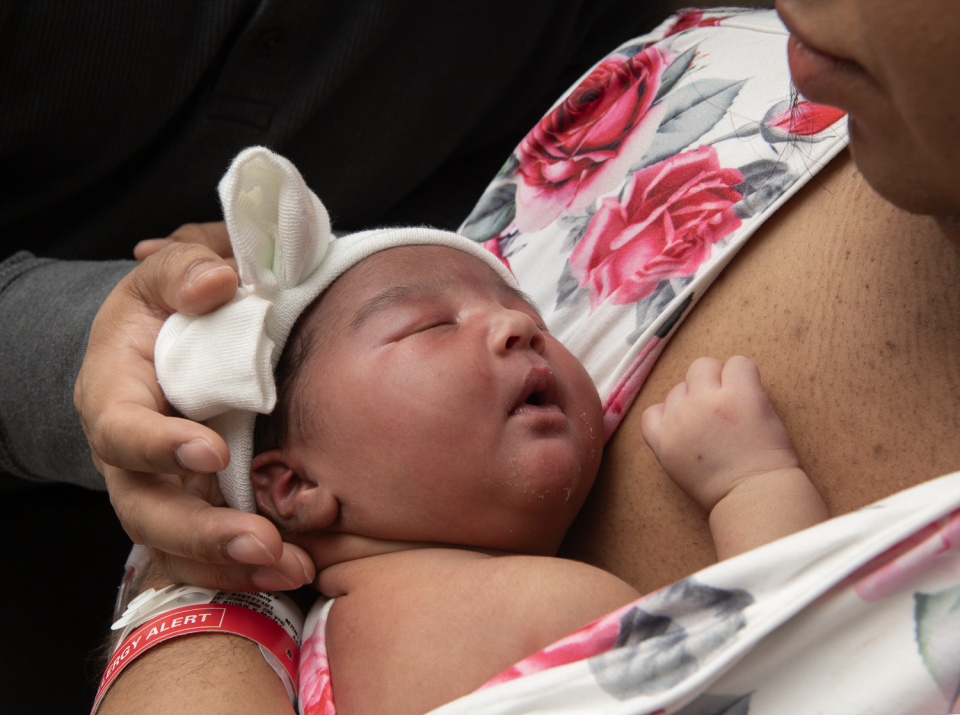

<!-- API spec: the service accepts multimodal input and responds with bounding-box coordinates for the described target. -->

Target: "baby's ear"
[250,451,338,532]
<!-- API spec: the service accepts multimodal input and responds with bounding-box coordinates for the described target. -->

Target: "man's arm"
[0,251,134,489]
[0,243,314,591]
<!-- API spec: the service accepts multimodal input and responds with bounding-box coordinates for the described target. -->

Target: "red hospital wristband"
[92,593,301,713]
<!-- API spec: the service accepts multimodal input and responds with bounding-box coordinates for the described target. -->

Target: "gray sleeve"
[0,252,137,490]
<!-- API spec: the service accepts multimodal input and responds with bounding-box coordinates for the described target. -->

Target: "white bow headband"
[155,146,517,512]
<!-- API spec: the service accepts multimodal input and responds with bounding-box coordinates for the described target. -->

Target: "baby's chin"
[498,469,591,515]
[498,436,601,513]
[483,470,599,555]
[477,509,584,557]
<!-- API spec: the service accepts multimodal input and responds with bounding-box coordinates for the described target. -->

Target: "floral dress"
[457,7,846,440]
[299,9,960,715]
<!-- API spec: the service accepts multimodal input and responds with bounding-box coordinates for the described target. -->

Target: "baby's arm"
[641,356,829,560]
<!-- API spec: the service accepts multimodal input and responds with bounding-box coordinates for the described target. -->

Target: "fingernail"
[186,261,225,287]
[141,237,173,248]
[175,439,224,473]
[293,549,316,582]
[253,566,296,591]
[226,534,275,565]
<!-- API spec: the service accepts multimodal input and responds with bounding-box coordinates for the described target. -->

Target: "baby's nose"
[491,309,545,355]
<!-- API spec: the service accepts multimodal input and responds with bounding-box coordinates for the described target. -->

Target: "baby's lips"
[509,364,560,415]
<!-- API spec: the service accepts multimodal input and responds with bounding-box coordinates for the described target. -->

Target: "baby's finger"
[720,355,764,392]
[661,379,689,415]
[108,469,284,567]
[151,543,315,593]
[640,402,666,454]
[684,356,724,394]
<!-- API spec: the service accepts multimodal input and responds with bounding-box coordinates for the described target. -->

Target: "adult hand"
[134,221,234,262]
[75,242,315,591]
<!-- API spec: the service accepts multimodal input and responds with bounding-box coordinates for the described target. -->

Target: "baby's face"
[269,246,603,556]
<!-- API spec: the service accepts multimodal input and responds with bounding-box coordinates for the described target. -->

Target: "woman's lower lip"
[786,33,846,103]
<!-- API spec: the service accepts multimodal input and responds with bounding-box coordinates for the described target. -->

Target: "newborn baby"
[255,244,827,715]
[156,148,828,715]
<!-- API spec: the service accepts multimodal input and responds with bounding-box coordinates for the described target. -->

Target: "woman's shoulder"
[320,548,638,715]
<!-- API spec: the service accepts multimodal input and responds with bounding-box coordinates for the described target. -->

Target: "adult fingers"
[90,403,229,477]
[684,356,724,394]
[150,543,315,592]
[132,243,238,318]
[109,468,283,567]
[134,221,234,261]
[106,466,316,592]
[133,238,174,260]
[77,243,239,477]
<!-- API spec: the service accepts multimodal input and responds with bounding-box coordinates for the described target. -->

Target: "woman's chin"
[849,119,960,218]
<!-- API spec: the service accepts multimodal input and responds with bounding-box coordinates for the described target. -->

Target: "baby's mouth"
[509,366,562,417]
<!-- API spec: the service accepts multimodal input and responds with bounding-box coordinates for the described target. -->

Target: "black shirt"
[1,0,662,260]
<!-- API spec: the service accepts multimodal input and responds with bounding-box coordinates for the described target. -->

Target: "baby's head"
[154,147,603,566]
[249,243,603,560]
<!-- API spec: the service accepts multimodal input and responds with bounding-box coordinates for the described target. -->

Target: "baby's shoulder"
[320,548,639,641]
[318,549,638,715]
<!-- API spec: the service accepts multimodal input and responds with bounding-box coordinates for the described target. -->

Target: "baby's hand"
[641,356,800,512]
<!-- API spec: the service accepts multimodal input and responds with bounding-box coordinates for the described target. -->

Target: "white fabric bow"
[156,147,332,511]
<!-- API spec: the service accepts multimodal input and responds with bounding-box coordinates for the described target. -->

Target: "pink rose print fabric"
[459,8,848,434]
[662,8,728,38]
[764,99,848,139]
[299,600,335,715]
[570,145,743,310]
[515,46,673,233]
[480,603,627,689]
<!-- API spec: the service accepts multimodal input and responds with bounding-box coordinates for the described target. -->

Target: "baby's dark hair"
[252,272,353,454]
[253,319,316,454]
